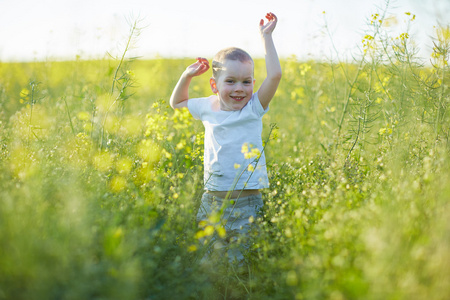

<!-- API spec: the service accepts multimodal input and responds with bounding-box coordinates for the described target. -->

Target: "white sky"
[0,0,448,62]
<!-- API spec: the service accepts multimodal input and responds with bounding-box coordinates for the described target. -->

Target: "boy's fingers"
[260,19,264,26]
[265,12,276,22]
[195,58,210,72]
[197,57,209,65]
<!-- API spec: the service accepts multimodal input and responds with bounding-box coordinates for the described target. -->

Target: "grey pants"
[196,192,264,263]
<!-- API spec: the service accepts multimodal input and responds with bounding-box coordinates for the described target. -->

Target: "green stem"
[63,96,75,135]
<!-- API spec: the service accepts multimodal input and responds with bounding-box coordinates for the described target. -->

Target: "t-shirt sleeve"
[187,97,203,120]
[251,92,269,117]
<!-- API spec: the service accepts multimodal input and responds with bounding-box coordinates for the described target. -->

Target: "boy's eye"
[244,81,252,84]
[226,80,234,83]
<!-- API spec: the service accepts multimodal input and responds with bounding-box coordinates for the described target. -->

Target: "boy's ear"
[210,77,218,93]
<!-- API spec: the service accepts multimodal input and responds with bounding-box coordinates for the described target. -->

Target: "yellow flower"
[20,88,29,102]
[110,175,127,193]
[137,139,161,164]
[242,143,260,159]
[93,151,114,173]
[299,63,311,76]
[195,231,205,239]
[241,143,249,154]
[115,157,133,175]
[399,33,409,41]
[405,12,415,21]
[404,133,410,140]
[251,147,261,158]
[217,227,226,238]
[176,142,185,150]
[204,225,214,236]
[77,111,90,122]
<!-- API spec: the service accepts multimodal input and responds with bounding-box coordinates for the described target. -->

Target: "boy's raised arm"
[257,12,282,110]
[170,57,210,109]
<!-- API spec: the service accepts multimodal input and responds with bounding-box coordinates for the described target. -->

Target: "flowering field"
[0,12,449,300]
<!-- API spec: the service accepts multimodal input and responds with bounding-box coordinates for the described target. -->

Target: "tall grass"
[0,5,449,300]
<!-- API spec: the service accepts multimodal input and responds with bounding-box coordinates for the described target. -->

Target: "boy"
[170,12,281,263]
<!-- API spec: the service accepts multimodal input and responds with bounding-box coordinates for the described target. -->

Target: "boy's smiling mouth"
[231,96,245,101]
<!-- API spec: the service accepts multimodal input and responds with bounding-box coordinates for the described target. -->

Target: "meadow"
[0,10,449,300]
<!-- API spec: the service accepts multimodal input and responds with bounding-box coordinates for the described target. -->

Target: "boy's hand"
[259,12,277,36]
[170,57,210,109]
[185,57,210,78]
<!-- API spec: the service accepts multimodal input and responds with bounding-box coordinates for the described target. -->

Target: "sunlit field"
[0,10,449,300]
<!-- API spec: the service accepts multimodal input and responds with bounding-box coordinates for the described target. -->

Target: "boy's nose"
[234,82,244,91]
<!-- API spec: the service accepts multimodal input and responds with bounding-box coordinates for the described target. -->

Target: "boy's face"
[210,59,255,111]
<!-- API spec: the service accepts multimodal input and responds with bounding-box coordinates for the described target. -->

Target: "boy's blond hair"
[212,47,254,79]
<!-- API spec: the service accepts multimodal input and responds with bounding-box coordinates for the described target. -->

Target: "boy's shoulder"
[188,95,217,109]
[187,95,217,119]
[247,92,269,116]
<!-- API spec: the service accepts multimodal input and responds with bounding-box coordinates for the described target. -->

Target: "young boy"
[170,12,281,263]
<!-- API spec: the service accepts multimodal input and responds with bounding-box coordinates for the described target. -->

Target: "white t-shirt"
[188,93,270,191]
